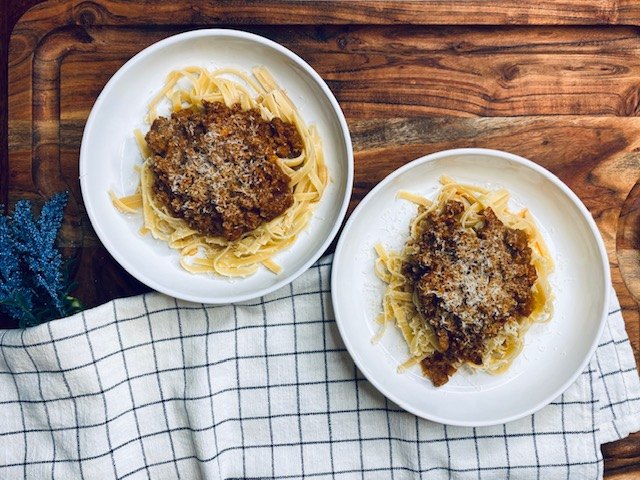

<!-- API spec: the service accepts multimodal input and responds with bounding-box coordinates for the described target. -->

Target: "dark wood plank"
[0,0,47,207]
[619,180,640,304]
[12,0,640,29]
[43,25,640,118]
[4,1,640,477]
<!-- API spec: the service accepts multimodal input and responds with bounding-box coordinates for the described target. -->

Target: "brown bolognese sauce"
[145,101,303,241]
[403,200,537,386]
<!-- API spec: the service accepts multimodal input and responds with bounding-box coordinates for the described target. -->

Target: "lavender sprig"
[0,192,82,328]
[11,194,66,314]
[0,216,35,324]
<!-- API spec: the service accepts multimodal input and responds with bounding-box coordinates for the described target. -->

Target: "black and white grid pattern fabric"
[1,256,639,479]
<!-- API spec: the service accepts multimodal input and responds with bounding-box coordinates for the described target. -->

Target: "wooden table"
[3,0,640,476]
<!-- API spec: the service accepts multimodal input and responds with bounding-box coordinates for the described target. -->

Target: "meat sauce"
[403,201,537,386]
[145,101,303,241]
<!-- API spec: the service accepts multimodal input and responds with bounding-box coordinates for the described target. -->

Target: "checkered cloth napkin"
[1,256,639,479]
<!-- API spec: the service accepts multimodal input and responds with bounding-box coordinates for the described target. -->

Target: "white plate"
[332,148,610,426]
[80,29,353,304]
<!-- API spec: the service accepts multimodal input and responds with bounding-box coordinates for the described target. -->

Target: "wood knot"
[8,33,33,67]
[622,85,640,116]
[72,1,105,28]
[451,41,471,53]
[335,31,363,51]
[501,64,520,82]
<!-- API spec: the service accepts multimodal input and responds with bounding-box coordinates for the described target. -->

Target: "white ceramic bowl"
[80,29,353,304]
[332,148,610,426]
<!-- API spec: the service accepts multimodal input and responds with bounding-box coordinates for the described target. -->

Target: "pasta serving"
[111,66,327,277]
[374,176,554,386]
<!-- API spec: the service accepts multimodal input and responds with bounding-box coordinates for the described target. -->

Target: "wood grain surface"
[3,0,640,476]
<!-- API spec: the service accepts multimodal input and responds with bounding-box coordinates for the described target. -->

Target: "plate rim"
[331,147,611,426]
[79,28,354,304]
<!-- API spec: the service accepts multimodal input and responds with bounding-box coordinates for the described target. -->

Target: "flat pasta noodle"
[111,66,327,277]
[374,177,554,379]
